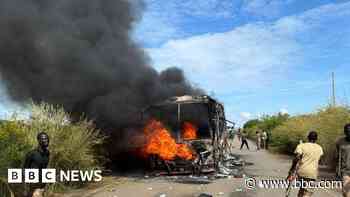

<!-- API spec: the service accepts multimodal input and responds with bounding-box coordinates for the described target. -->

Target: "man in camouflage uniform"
[336,123,350,197]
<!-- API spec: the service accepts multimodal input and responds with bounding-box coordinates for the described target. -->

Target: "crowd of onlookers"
[229,128,269,151]
[229,124,350,197]
[254,130,268,150]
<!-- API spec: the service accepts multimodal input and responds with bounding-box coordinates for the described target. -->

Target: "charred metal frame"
[142,95,235,174]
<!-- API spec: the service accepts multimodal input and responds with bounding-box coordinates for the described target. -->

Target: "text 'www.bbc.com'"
[245,177,342,190]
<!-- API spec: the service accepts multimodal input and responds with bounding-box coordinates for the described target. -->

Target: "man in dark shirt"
[23,132,50,197]
[240,130,250,150]
[336,124,350,197]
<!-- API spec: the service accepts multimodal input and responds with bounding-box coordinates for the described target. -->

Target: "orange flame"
[182,122,198,140]
[176,143,194,160]
[143,119,195,160]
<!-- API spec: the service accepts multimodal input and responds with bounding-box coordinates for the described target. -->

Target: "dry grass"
[271,106,350,166]
[0,103,105,196]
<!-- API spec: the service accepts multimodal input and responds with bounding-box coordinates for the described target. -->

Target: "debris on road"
[216,153,245,178]
[169,175,213,184]
[197,193,213,197]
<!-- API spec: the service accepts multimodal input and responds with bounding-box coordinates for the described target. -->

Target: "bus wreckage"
[141,95,241,176]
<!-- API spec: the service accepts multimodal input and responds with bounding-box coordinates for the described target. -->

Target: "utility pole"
[332,72,336,106]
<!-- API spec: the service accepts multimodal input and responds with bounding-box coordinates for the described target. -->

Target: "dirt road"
[62,138,341,197]
[239,140,340,197]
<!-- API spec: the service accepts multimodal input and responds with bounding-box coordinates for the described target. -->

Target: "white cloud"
[240,112,252,120]
[148,1,350,93]
[280,108,289,114]
[141,1,350,124]
[133,11,180,46]
[134,0,237,45]
[148,21,301,93]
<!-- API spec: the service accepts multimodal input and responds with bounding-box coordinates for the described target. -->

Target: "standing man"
[261,130,268,149]
[23,132,50,197]
[256,131,261,150]
[265,131,270,150]
[227,127,236,151]
[336,123,350,197]
[287,131,323,197]
[237,128,242,142]
[240,130,250,150]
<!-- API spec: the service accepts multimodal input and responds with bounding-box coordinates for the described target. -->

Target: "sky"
[133,0,350,126]
[1,0,350,125]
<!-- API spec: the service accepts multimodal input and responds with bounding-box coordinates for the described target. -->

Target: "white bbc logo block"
[42,169,56,183]
[25,169,39,183]
[8,169,22,183]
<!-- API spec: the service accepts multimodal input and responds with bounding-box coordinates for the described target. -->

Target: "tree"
[243,119,260,129]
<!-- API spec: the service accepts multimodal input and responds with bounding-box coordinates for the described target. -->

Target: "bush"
[0,120,31,178]
[0,103,104,196]
[243,113,289,140]
[243,105,350,167]
[270,114,317,153]
[0,177,14,197]
[271,106,350,165]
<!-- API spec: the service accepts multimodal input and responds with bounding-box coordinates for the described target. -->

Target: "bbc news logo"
[8,169,102,183]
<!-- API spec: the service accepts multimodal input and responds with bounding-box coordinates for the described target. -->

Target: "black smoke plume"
[0,0,202,133]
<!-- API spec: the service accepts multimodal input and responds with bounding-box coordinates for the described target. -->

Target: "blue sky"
[132,0,350,125]
[0,0,350,125]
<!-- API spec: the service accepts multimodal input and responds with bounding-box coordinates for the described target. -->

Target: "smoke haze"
[0,0,202,130]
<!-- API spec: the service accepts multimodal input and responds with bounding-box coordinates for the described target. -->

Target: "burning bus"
[140,95,234,175]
